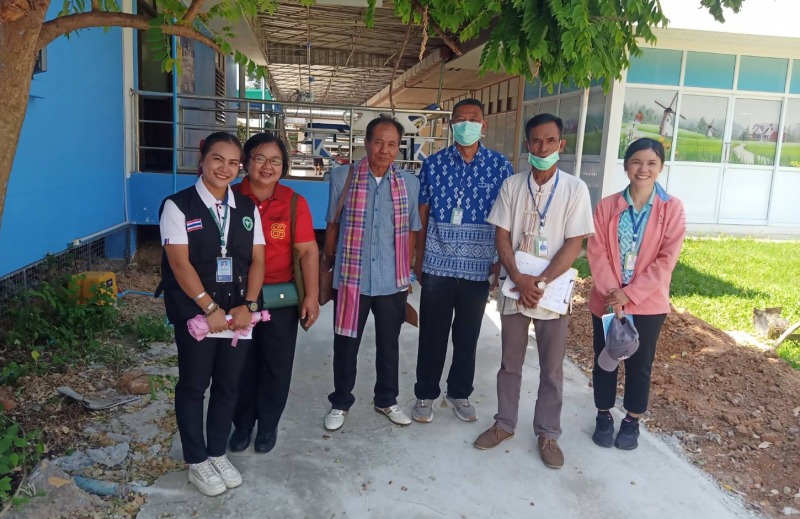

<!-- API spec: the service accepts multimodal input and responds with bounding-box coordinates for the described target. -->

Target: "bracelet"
[193,291,207,302]
[203,301,220,316]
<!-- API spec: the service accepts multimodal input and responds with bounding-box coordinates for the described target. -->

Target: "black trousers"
[233,305,300,433]
[328,290,407,411]
[414,274,489,400]
[592,313,667,414]
[174,324,250,464]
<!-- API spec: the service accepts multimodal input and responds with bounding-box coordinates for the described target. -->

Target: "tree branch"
[181,0,204,25]
[37,11,219,50]
[91,0,99,10]
[409,0,461,57]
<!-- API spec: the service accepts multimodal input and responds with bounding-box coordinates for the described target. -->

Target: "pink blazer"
[587,183,686,317]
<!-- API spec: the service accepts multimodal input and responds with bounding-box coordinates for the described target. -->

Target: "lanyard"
[454,152,470,208]
[527,171,559,234]
[627,205,648,252]
[208,193,229,256]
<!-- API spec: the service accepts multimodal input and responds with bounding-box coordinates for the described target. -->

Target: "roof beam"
[265,43,415,69]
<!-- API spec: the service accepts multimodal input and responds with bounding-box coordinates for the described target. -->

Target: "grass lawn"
[575,237,800,368]
[675,136,723,162]
[779,142,800,167]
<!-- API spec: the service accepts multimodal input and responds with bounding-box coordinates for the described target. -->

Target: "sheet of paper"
[501,251,578,315]
[206,315,253,340]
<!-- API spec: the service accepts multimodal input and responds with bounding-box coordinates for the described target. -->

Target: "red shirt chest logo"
[270,222,287,240]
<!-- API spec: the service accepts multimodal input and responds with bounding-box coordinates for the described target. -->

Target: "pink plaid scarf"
[335,158,410,337]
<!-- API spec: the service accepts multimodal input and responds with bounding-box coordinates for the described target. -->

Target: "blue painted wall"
[0,7,125,276]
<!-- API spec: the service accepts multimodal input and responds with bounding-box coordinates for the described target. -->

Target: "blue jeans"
[414,274,489,400]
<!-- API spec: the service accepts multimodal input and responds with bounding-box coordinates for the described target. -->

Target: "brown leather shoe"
[474,424,514,450]
[538,435,564,469]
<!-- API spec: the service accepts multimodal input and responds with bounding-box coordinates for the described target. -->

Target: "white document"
[206,315,254,340]
[501,251,578,315]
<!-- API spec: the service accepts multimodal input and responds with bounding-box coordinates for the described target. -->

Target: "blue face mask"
[452,121,483,146]
[528,150,560,171]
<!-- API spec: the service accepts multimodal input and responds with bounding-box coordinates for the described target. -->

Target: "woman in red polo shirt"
[229,132,320,454]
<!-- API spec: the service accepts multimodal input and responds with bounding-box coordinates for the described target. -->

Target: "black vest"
[159,186,257,324]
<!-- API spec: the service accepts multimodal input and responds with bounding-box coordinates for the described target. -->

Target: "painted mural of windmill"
[702,119,718,138]
[654,93,686,137]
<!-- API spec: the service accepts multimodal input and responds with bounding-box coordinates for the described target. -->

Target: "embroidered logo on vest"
[242,216,254,231]
[270,223,287,240]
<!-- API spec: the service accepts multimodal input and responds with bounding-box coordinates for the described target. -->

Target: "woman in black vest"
[159,132,265,497]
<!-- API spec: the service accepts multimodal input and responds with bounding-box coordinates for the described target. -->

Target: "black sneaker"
[592,413,614,448]
[614,419,640,450]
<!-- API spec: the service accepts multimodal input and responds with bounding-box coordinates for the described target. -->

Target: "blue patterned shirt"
[618,184,657,284]
[326,164,422,296]
[419,143,513,281]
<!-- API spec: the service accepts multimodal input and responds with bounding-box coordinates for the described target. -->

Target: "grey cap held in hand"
[597,315,640,372]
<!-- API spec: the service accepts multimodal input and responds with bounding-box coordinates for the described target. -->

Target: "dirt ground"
[567,279,800,518]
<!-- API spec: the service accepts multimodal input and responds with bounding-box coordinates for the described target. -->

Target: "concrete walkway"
[138,292,755,519]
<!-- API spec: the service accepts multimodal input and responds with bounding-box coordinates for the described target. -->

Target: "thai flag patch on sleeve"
[186,219,203,232]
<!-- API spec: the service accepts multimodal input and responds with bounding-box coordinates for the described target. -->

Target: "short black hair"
[365,116,404,142]
[200,132,242,160]
[623,138,665,165]
[243,132,290,178]
[452,98,484,118]
[525,113,563,141]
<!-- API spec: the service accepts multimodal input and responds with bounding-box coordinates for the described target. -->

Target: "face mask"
[452,121,483,146]
[528,150,560,171]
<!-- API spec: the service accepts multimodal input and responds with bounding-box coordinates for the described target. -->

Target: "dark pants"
[174,324,250,464]
[328,291,407,411]
[233,305,300,433]
[592,313,667,414]
[415,274,488,400]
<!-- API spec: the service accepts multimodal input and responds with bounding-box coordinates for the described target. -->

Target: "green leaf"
[0,477,11,492]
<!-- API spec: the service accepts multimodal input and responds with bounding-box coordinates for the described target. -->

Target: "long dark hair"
[242,133,290,178]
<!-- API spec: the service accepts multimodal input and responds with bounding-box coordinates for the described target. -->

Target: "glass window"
[541,83,559,97]
[780,99,800,167]
[789,60,800,95]
[583,89,606,156]
[560,81,580,94]
[627,48,682,86]
[738,56,787,93]
[524,79,540,100]
[619,88,678,159]
[521,103,540,152]
[675,94,728,163]
[730,98,781,166]
[684,52,735,90]
[559,95,581,154]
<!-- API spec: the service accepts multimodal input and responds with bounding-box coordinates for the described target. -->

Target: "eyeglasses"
[251,155,284,166]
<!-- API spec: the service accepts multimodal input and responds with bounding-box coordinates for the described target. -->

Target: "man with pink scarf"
[322,116,422,431]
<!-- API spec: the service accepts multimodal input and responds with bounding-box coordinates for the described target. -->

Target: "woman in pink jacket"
[587,138,686,451]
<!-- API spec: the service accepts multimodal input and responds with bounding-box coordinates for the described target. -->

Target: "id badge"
[451,207,464,225]
[216,257,233,283]
[534,236,549,257]
[624,252,637,271]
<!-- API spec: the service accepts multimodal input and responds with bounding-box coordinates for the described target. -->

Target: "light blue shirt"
[618,185,657,284]
[326,164,422,296]
[419,143,513,281]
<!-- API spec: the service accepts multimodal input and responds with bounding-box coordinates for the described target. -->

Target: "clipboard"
[500,251,579,315]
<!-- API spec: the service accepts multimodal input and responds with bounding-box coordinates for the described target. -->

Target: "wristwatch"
[536,280,548,290]
[244,300,259,312]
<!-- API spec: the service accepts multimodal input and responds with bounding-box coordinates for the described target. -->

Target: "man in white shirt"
[474,114,594,469]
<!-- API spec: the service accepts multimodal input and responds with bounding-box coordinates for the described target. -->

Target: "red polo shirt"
[234,178,316,284]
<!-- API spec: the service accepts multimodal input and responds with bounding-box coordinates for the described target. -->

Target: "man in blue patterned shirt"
[412,98,514,424]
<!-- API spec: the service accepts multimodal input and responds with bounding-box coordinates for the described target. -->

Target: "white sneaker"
[209,454,243,489]
[324,409,348,431]
[188,460,226,496]
[374,404,412,426]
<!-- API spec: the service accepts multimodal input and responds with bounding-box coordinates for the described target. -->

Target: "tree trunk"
[0,0,50,231]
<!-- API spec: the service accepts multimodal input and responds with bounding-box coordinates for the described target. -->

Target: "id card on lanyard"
[450,159,468,225]
[527,171,559,257]
[210,197,233,283]
[624,205,648,273]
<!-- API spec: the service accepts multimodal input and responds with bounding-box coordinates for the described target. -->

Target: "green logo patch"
[242,216,254,231]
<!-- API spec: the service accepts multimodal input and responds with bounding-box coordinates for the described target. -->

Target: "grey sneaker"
[412,399,434,423]
[446,395,478,422]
